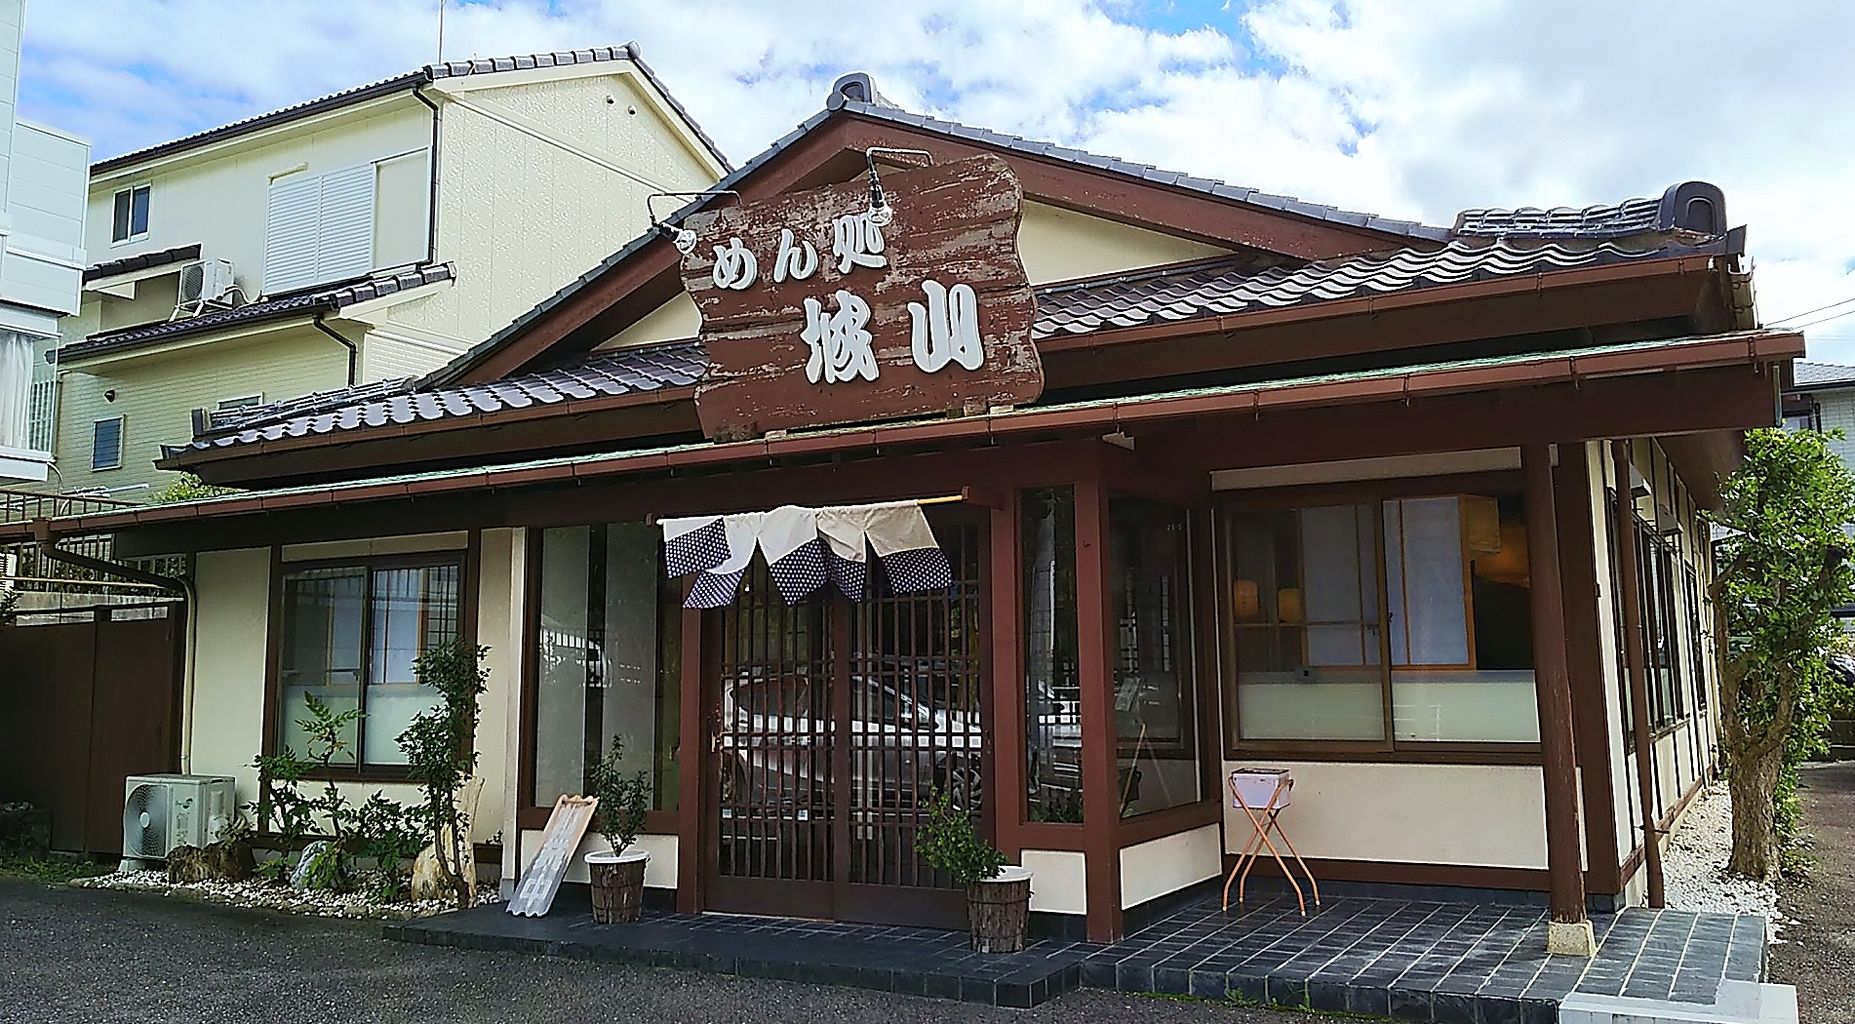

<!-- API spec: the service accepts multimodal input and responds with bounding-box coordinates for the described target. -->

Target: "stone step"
[1560,980,1798,1024]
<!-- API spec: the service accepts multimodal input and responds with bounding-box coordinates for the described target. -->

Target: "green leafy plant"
[916,790,1006,885]
[1709,427,1855,880]
[355,794,423,902]
[251,696,365,888]
[150,473,238,504]
[588,738,651,855]
[398,640,488,911]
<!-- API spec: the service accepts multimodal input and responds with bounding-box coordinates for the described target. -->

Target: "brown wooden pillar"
[675,600,706,914]
[1522,442,1596,954]
[1611,439,1667,908]
[1074,477,1125,942]
[988,496,1026,863]
[1553,443,1622,899]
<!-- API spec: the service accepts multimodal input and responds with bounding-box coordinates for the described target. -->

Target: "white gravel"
[1661,784,1784,936]
[72,869,501,921]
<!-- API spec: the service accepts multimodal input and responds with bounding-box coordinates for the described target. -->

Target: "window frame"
[110,183,152,244]
[516,524,683,835]
[90,415,124,471]
[263,544,474,783]
[1217,471,1543,764]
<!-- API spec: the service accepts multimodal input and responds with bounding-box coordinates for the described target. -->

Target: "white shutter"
[315,163,376,284]
[264,174,321,294]
[263,163,377,295]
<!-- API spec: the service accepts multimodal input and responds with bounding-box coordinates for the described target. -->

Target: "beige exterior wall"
[1119,823,1223,909]
[593,202,1233,352]
[1224,760,1549,868]
[517,830,679,890]
[183,531,518,844]
[385,69,720,357]
[1022,848,1088,915]
[51,324,348,495]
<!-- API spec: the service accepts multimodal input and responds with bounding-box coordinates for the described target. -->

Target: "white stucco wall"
[185,531,517,843]
[1120,823,1223,909]
[1021,848,1088,915]
[518,829,679,889]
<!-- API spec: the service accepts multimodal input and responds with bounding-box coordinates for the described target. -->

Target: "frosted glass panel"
[1385,497,1470,666]
[1392,670,1539,742]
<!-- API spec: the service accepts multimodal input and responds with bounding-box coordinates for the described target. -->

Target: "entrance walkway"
[388,891,1771,1019]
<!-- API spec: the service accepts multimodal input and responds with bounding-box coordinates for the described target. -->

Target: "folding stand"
[1222,769,1321,916]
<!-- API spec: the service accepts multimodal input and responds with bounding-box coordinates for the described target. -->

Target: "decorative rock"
[411,834,476,904]
[166,845,209,884]
[200,839,256,882]
[290,840,342,891]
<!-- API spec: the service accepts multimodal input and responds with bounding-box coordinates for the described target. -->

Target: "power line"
[1786,305,1855,334]
[1769,293,1855,326]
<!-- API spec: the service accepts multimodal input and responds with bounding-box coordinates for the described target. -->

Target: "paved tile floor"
[392,890,1769,1020]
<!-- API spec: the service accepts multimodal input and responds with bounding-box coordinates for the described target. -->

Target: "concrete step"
[1559,980,1797,1024]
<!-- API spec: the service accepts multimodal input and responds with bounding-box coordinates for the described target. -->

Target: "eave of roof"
[56,263,455,365]
[84,243,202,283]
[90,44,730,176]
[18,328,1798,545]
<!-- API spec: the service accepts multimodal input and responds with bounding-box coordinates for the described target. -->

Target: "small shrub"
[150,473,238,504]
[588,738,650,855]
[916,790,1005,886]
[399,640,489,911]
[355,794,423,902]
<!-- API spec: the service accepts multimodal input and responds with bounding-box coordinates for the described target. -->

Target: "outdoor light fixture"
[862,147,934,226]
[645,188,743,256]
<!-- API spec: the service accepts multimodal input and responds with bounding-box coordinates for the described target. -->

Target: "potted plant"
[585,738,652,924]
[918,791,1034,952]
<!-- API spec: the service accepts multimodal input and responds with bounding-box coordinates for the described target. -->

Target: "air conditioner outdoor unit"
[121,773,237,868]
[173,259,239,318]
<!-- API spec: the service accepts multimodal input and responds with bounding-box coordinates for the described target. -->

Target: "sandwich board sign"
[506,794,597,917]
[677,154,1043,440]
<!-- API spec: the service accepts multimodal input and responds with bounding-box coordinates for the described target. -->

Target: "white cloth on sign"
[759,505,828,604]
[685,511,766,608]
[660,514,729,577]
[815,504,874,600]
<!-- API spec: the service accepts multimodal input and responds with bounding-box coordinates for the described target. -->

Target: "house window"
[91,416,124,471]
[1023,487,1083,822]
[1684,562,1709,711]
[528,524,681,811]
[1781,401,1820,433]
[1637,530,1685,727]
[1224,488,1539,748]
[276,557,462,770]
[111,184,151,243]
[1109,496,1200,817]
[264,164,376,294]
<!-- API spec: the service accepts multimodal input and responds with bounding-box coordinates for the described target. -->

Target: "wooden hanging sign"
[678,155,1042,440]
[506,794,597,917]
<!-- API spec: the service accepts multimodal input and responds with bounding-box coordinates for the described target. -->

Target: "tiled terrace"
[387,890,1770,1020]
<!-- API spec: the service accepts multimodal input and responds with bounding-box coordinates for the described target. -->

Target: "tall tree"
[1711,427,1855,879]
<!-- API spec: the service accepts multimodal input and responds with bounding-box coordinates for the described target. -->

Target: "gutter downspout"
[412,84,441,267]
[313,314,358,386]
[1611,440,1667,908]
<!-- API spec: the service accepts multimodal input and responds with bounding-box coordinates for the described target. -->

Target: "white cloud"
[20,0,1855,359]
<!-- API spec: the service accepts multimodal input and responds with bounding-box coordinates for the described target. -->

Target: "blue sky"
[19,0,1855,358]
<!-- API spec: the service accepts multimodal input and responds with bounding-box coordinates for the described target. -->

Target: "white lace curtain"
[0,330,32,452]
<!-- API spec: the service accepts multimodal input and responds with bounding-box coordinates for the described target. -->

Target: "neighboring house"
[1783,361,1855,627]
[0,0,87,482]
[5,71,1772,957]
[39,44,726,498]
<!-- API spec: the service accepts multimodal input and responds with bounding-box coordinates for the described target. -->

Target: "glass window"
[276,558,461,769]
[1225,490,1539,748]
[1228,504,1385,741]
[111,184,150,242]
[1023,487,1083,822]
[91,416,123,471]
[1109,497,1200,817]
[530,524,681,810]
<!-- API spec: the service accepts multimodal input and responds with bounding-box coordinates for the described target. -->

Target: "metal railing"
[0,485,140,526]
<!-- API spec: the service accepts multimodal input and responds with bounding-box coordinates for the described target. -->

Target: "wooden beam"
[1611,440,1667,908]
[1553,443,1622,897]
[1073,475,1124,941]
[1523,443,1593,951]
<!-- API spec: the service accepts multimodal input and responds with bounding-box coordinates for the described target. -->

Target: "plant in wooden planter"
[586,738,652,924]
[917,790,1032,953]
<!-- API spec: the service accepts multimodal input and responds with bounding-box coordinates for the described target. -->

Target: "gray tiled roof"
[1034,234,1728,338]
[58,263,455,363]
[84,243,202,282]
[1791,361,1855,390]
[93,44,730,175]
[177,340,705,454]
[429,74,1458,387]
[1454,181,1728,240]
[174,227,1737,460]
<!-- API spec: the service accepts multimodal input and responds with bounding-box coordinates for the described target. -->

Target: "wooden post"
[1611,440,1667,908]
[1074,477,1124,942]
[1522,442,1596,955]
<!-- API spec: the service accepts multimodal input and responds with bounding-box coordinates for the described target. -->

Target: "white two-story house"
[41,44,727,497]
[0,0,86,483]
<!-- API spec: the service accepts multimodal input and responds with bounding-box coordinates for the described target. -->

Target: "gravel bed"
[71,868,500,920]
[1661,783,1783,933]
